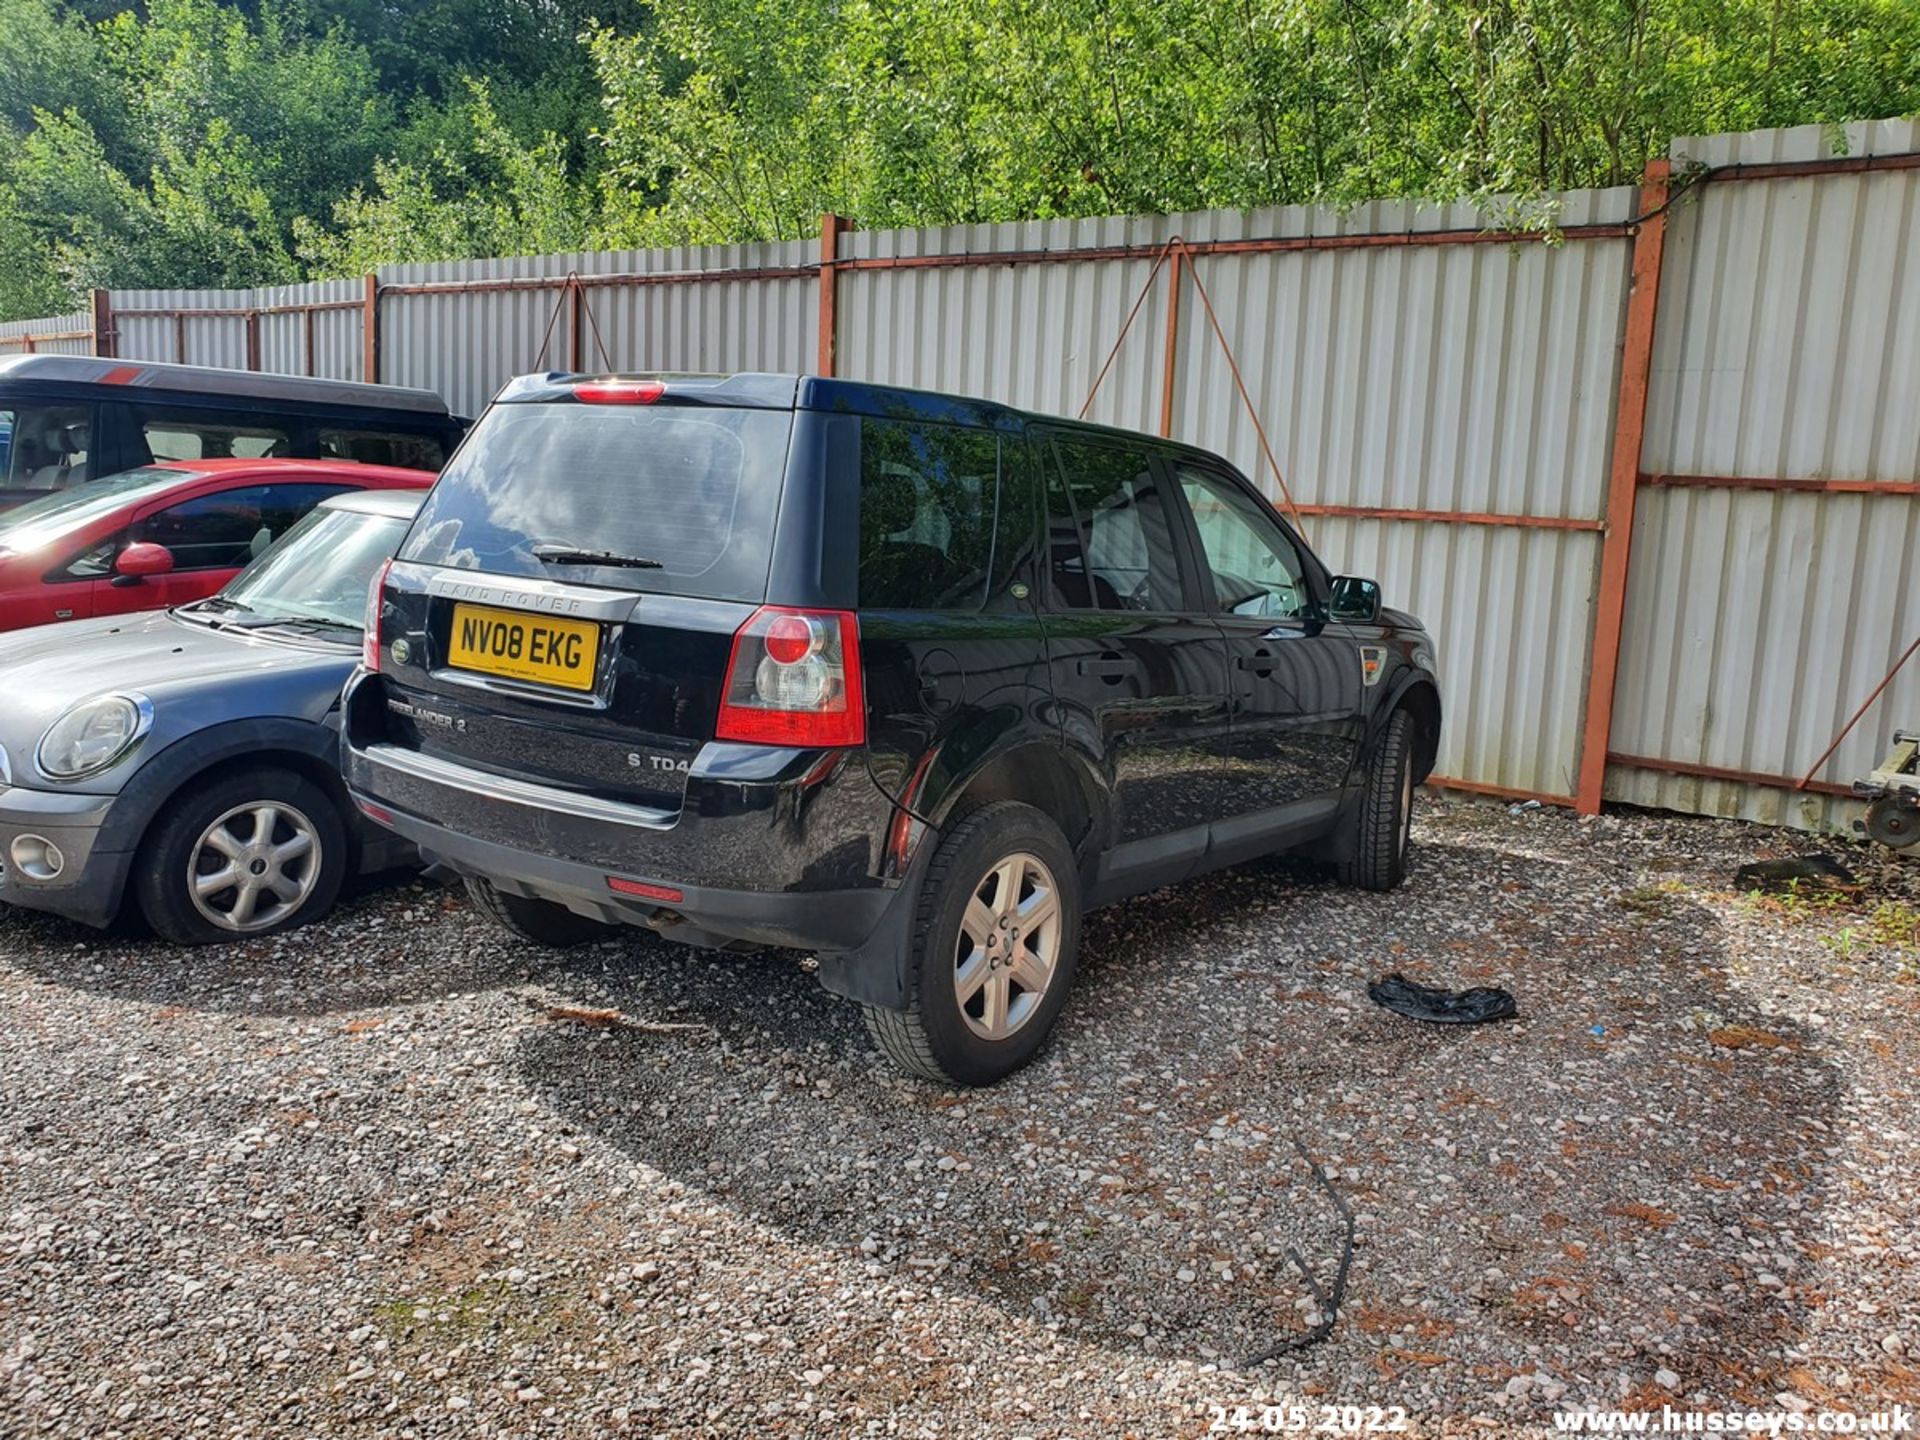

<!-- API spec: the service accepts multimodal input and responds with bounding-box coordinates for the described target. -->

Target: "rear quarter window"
[858,417,1033,612]
[398,401,790,601]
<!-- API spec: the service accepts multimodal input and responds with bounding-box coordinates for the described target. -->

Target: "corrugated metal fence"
[1614,118,1920,829]
[0,310,92,356]
[6,117,1917,833]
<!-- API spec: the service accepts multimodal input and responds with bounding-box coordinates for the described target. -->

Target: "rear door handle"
[1235,649,1276,677]
[1075,654,1137,681]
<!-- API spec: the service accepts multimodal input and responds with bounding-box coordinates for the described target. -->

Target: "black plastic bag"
[1368,972,1517,1025]
[1732,854,1857,894]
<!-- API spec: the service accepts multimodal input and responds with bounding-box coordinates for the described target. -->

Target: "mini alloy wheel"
[953,851,1063,1041]
[187,800,325,933]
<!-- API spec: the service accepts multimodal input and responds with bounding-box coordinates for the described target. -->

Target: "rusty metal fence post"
[361,274,380,384]
[817,213,847,377]
[1575,158,1672,815]
[1158,249,1183,437]
[89,289,116,358]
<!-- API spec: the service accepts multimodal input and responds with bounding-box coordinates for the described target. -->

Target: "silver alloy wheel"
[186,801,323,934]
[953,850,1062,1041]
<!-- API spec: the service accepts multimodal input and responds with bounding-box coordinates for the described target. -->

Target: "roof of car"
[498,370,1236,460]
[0,354,452,416]
[318,487,428,519]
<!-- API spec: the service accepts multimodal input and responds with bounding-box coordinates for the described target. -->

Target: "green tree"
[295,83,593,273]
[588,0,1920,243]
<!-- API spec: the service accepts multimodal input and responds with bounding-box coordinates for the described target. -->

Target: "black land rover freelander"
[344,372,1441,1085]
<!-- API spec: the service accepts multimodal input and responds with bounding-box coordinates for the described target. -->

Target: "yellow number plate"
[448,603,600,692]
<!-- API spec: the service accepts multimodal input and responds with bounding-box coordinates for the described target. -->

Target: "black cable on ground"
[1241,1135,1356,1367]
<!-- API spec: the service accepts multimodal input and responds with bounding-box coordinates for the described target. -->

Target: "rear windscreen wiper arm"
[531,544,663,570]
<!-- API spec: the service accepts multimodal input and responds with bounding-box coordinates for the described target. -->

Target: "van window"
[132,406,291,463]
[858,418,1016,611]
[318,427,446,470]
[0,404,93,490]
[399,401,790,601]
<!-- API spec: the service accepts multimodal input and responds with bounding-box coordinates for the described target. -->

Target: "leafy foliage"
[592,0,1920,243]
[1,0,1917,319]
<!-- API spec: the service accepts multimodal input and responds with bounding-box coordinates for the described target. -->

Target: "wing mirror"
[112,541,176,586]
[1329,575,1381,623]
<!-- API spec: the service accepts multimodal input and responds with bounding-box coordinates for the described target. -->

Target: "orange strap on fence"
[1797,633,1920,790]
[1076,237,1306,536]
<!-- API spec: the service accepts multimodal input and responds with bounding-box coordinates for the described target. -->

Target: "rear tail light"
[715,606,864,747]
[573,379,665,404]
[363,558,392,671]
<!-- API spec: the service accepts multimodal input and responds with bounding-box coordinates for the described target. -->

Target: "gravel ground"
[2,796,1917,1438]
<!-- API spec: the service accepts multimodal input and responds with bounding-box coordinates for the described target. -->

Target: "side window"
[1042,435,1185,612]
[1178,465,1313,620]
[858,417,1010,611]
[132,406,291,464]
[317,428,446,470]
[2,404,93,489]
[134,482,351,571]
[58,538,119,581]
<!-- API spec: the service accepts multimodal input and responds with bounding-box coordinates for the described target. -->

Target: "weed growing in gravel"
[1739,878,1856,924]
[1819,900,1920,966]
[1615,879,1690,918]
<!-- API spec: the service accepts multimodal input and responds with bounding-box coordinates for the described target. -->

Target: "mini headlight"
[36,694,153,780]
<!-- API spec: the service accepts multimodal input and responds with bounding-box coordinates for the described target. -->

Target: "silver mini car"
[0,490,422,942]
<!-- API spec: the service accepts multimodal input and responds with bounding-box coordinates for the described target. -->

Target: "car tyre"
[463,875,612,948]
[862,801,1081,1087]
[136,766,348,945]
[1339,708,1416,892]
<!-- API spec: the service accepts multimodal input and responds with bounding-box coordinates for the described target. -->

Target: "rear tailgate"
[366,378,796,811]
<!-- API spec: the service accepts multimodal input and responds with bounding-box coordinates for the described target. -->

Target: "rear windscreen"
[397,401,791,599]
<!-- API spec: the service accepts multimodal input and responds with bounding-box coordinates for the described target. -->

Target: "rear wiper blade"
[531,543,663,571]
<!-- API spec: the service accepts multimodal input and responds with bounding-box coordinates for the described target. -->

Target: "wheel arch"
[102,718,351,858]
[1392,678,1442,784]
[924,739,1107,860]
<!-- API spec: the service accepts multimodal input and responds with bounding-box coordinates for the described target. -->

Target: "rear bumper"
[0,785,133,929]
[352,797,896,953]
[343,730,906,956]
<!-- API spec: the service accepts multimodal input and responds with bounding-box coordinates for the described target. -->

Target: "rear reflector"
[574,379,665,404]
[715,606,865,748]
[607,876,684,903]
[357,799,395,826]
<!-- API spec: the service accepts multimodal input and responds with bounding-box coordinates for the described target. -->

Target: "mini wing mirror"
[1329,575,1382,623]
[112,541,176,586]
